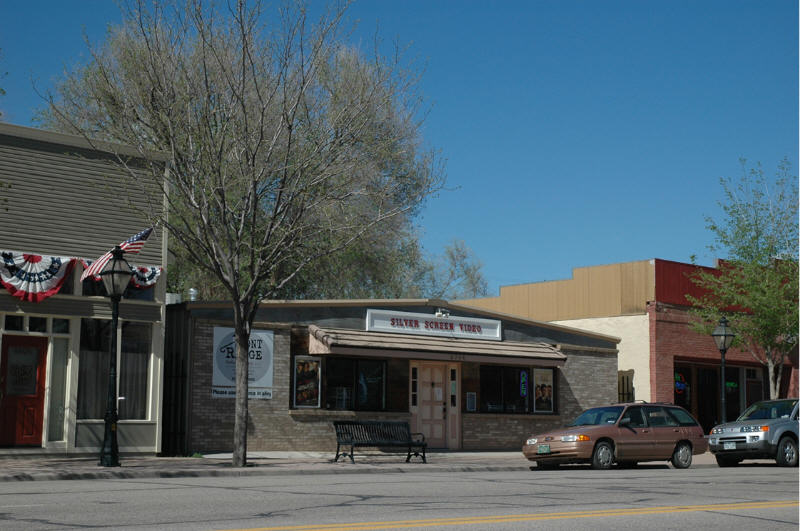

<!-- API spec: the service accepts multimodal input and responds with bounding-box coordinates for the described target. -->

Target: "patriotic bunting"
[0,228,161,302]
[0,252,76,303]
[131,266,162,289]
[80,259,162,289]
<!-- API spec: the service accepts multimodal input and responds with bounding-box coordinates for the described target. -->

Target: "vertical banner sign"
[212,327,273,399]
[519,369,528,398]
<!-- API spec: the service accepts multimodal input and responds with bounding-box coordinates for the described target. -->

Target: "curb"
[0,461,730,483]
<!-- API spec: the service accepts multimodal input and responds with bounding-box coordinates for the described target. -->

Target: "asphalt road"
[0,465,797,530]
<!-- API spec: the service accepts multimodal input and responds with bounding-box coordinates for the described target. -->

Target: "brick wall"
[461,347,617,450]
[188,320,412,453]
[188,320,619,453]
[648,302,764,403]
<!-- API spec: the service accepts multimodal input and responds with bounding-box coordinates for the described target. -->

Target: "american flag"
[80,228,154,282]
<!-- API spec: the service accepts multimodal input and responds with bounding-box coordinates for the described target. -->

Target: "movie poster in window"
[294,356,321,408]
[533,368,554,413]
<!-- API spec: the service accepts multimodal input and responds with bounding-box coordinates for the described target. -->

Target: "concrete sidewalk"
[0,450,774,482]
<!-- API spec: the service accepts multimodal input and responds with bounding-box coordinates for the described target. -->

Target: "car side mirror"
[618,418,630,427]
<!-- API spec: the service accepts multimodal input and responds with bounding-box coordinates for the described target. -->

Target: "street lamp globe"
[711,316,735,352]
[100,246,132,298]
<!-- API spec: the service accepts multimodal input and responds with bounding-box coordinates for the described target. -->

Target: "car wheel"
[775,436,798,467]
[591,441,614,470]
[671,442,692,469]
[715,455,740,467]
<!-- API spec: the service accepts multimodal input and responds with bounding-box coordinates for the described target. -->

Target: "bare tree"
[41,0,443,466]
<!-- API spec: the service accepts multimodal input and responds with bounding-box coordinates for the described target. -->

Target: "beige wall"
[551,314,651,401]
[460,260,655,321]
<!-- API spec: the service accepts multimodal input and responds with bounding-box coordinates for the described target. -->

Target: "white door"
[411,361,460,449]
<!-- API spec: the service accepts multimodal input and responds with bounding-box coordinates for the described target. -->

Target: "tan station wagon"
[522,402,708,469]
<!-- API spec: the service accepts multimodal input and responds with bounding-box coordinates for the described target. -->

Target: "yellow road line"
[230,500,799,531]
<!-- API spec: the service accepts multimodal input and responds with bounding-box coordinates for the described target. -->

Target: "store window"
[479,366,555,414]
[77,319,111,419]
[119,322,151,419]
[77,318,151,420]
[480,366,531,414]
[324,358,386,411]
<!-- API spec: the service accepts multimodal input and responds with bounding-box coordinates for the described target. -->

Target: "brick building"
[461,259,799,432]
[162,299,619,454]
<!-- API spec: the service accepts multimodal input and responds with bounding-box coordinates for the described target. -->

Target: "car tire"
[775,436,798,467]
[715,455,741,467]
[591,441,614,470]
[671,442,692,469]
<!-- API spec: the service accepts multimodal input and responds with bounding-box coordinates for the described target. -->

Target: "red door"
[0,335,48,446]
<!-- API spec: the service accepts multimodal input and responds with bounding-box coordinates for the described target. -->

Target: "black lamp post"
[711,316,736,424]
[98,246,133,467]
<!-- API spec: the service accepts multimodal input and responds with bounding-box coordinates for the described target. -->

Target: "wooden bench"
[333,420,427,463]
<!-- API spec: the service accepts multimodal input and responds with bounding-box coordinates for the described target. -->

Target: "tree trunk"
[768,355,783,400]
[232,325,250,467]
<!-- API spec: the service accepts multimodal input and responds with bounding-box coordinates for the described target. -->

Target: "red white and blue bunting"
[80,259,162,289]
[131,266,162,289]
[0,252,76,303]
[0,250,163,303]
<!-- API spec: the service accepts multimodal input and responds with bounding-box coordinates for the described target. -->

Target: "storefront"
[163,300,620,454]
[0,123,167,455]
[673,361,767,432]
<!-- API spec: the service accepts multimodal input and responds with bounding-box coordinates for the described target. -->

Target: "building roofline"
[0,122,167,161]
[182,297,621,345]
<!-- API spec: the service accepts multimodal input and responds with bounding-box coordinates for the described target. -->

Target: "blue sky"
[1,1,797,294]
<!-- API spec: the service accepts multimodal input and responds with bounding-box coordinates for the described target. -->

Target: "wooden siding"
[0,124,164,265]
[460,260,656,321]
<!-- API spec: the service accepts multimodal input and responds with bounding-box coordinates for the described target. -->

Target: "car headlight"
[711,427,724,434]
[561,434,590,442]
[526,438,538,445]
[740,425,769,433]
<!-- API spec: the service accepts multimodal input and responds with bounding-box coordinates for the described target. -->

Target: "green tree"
[688,159,798,399]
[40,0,443,466]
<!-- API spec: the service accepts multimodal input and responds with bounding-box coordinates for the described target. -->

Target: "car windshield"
[569,406,624,426]
[738,400,798,421]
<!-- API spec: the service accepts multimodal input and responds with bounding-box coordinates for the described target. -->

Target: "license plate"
[537,444,551,454]
[723,442,736,450]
